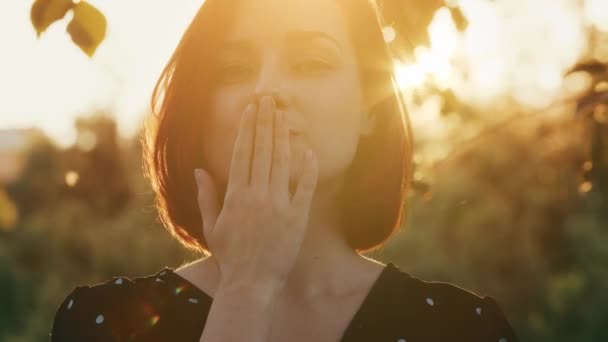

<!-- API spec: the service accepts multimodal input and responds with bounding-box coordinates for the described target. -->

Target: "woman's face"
[202,0,375,191]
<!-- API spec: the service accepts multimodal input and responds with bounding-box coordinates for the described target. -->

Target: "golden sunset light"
[0,0,201,147]
[1,1,607,340]
[1,0,606,147]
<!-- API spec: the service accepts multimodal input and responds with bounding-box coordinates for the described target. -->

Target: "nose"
[251,90,289,111]
[250,89,298,133]
[251,54,289,110]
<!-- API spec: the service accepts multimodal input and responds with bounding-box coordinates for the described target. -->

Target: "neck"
[280,176,372,300]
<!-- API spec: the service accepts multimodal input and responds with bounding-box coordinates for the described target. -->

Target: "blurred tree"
[379,0,443,59]
[571,61,608,219]
[0,187,18,231]
[6,1,607,341]
[6,114,131,219]
[61,114,132,218]
[5,133,63,218]
[0,114,191,341]
[0,255,35,338]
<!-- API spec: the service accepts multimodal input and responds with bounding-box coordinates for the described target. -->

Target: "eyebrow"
[284,30,342,52]
[220,30,342,54]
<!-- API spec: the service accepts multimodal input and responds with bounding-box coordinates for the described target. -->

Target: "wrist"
[216,276,284,303]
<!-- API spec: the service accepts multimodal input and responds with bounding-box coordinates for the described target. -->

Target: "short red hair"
[142,0,413,254]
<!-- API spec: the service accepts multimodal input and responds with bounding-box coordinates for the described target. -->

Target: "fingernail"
[194,168,202,183]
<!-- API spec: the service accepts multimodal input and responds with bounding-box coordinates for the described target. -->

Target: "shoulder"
[383,264,520,341]
[50,267,211,342]
[174,256,219,296]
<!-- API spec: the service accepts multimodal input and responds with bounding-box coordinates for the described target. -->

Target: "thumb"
[194,168,220,235]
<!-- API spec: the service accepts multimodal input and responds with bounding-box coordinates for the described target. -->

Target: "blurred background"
[1,0,607,340]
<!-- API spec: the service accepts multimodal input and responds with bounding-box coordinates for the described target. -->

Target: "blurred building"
[0,127,45,184]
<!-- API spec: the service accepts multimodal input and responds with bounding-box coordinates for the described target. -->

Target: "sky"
[0,0,606,148]
[0,0,201,147]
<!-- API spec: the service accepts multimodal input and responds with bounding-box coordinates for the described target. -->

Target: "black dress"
[50,263,519,341]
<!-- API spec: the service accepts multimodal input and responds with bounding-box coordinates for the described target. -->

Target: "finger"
[250,96,275,186]
[270,110,289,196]
[227,102,257,191]
[195,168,220,234]
[291,149,318,212]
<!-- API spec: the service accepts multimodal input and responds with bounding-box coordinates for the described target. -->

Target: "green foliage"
[1,115,193,341]
[376,62,608,341]
[0,255,32,337]
[10,4,608,339]
[2,107,607,340]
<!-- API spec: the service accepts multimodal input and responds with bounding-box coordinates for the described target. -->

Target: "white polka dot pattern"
[50,265,519,341]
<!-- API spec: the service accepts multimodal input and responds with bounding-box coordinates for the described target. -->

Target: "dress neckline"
[163,262,397,340]
[338,262,398,341]
[166,262,395,300]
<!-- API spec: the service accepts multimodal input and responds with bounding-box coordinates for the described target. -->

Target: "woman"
[51,0,519,341]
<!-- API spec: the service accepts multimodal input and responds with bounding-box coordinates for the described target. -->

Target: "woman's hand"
[194,95,318,290]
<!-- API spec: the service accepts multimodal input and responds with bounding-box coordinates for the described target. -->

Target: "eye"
[215,63,253,83]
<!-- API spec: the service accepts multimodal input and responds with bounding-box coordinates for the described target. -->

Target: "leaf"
[66,1,107,57]
[30,0,74,37]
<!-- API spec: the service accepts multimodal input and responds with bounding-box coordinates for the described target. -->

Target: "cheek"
[209,88,249,126]
[296,82,363,179]
[310,126,360,181]
[202,90,248,184]
[201,122,237,187]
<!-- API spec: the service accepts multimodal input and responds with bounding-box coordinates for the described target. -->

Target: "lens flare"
[149,315,160,327]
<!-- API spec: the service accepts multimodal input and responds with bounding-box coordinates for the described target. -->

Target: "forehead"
[224,0,350,48]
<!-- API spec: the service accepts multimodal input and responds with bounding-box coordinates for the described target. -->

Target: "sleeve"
[478,296,520,342]
[50,286,115,342]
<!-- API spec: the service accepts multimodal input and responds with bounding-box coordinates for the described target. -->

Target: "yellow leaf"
[66,1,107,57]
[30,0,74,37]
